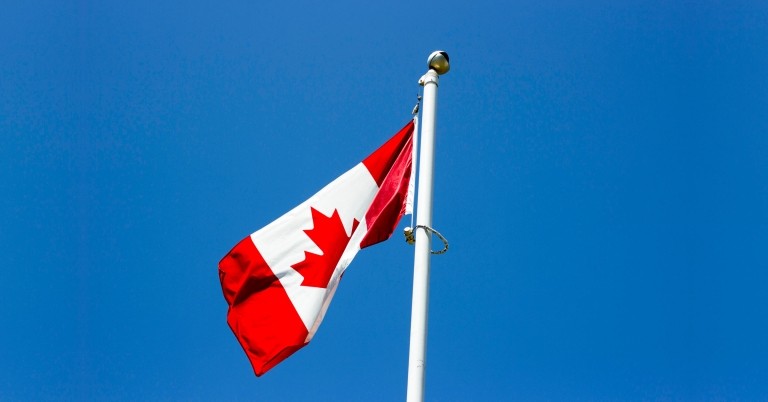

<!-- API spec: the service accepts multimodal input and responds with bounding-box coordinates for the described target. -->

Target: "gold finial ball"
[427,51,450,75]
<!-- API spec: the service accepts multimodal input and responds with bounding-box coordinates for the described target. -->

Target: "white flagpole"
[406,51,450,402]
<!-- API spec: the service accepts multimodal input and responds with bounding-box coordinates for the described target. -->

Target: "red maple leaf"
[291,207,360,288]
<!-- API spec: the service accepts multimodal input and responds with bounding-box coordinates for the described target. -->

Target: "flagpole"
[407,51,450,402]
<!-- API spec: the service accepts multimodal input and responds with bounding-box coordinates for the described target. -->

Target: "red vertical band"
[219,237,309,376]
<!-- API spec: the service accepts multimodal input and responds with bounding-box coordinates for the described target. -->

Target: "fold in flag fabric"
[219,120,415,376]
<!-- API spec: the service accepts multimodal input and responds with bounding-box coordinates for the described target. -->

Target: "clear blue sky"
[2,1,767,400]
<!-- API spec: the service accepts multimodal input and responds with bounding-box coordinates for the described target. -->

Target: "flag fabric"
[219,120,415,376]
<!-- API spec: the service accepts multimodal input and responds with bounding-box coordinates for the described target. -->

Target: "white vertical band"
[405,115,419,217]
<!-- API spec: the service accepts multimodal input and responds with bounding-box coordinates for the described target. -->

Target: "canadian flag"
[219,121,415,376]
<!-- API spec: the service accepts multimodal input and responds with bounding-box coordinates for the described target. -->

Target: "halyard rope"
[403,225,449,255]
